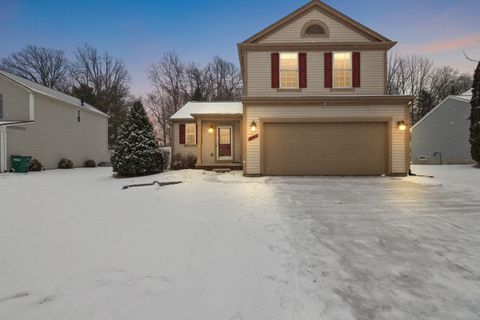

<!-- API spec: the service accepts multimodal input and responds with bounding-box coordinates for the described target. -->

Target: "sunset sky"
[1,0,479,95]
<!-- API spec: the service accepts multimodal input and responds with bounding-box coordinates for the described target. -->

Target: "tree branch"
[463,51,479,63]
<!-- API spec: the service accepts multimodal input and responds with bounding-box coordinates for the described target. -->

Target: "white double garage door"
[263,122,388,176]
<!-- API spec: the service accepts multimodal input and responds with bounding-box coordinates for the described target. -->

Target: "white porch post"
[0,127,7,172]
[197,119,202,165]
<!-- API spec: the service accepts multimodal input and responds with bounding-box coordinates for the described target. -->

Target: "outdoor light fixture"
[398,120,407,131]
[250,121,257,132]
[208,125,214,133]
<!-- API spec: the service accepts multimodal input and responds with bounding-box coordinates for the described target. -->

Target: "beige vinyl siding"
[258,9,369,43]
[247,50,385,96]
[0,76,30,120]
[201,122,216,164]
[201,121,242,165]
[7,93,108,169]
[171,121,242,165]
[245,104,408,175]
[171,122,198,159]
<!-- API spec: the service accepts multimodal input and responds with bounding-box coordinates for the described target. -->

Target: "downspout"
[29,92,35,121]
[0,127,6,172]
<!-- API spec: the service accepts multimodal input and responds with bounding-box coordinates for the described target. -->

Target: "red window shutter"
[271,53,280,88]
[324,52,333,88]
[179,124,185,144]
[299,52,307,88]
[352,52,361,88]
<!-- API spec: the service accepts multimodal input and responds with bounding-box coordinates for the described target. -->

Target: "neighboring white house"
[411,90,474,165]
[0,70,109,171]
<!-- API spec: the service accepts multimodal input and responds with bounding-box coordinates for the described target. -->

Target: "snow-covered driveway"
[0,166,479,319]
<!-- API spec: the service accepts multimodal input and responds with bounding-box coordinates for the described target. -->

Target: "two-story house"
[0,70,109,172]
[170,0,414,176]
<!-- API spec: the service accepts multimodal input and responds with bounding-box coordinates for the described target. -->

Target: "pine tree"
[416,89,435,123]
[191,87,204,102]
[470,61,480,165]
[112,100,162,177]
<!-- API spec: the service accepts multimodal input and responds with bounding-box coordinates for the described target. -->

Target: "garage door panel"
[263,122,388,176]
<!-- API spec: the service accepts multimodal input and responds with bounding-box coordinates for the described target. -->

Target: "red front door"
[217,126,233,160]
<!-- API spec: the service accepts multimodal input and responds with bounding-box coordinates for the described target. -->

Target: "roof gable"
[412,95,471,130]
[170,102,243,120]
[0,70,107,117]
[242,0,392,44]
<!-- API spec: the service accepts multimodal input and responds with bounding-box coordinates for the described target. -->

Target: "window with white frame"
[333,52,352,88]
[280,53,298,89]
[76,109,81,122]
[185,123,196,145]
[0,94,3,119]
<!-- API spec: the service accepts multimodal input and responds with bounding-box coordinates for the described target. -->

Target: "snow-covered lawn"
[410,164,480,192]
[0,166,479,319]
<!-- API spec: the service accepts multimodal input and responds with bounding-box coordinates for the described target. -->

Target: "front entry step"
[212,168,232,173]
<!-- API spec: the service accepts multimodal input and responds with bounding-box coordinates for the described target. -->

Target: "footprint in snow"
[38,295,55,305]
[0,292,30,303]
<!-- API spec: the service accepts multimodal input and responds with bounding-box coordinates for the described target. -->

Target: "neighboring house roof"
[0,70,108,118]
[412,90,472,130]
[170,102,243,120]
[241,0,393,44]
[456,89,473,102]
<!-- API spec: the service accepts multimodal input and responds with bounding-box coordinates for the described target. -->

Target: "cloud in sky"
[403,33,480,55]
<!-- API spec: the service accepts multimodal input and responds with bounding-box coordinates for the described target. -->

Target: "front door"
[217,126,233,161]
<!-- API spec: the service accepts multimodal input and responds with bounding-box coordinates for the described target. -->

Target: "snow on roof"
[0,70,108,117]
[170,102,243,120]
[456,89,472,102]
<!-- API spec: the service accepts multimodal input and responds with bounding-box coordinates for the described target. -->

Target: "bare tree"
[145,93,171,146]
[70,44,130,146]
[388,53,473,123]
[184,62,209,101]
[147,53,243,144]
[147,52,188,145]
[148,51,187,115]
[205,56,242,101]
[387,54,433,97]
[0,45,69,90]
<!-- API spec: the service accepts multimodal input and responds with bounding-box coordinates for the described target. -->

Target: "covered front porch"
[193,114,243,170]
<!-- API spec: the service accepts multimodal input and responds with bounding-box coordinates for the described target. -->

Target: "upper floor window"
[301,20,329,38]
[76,109,81,122]
[0,94,3,119]
[306,24,325,35]
[280,53,299,89]
[185,123,196,145]
[333,52,352,88]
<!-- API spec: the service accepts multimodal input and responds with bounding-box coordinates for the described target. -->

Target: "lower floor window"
[186,123,196,145]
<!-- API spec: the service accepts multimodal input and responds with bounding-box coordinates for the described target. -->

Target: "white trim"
[279,52,299,89]
[333,51,352,89]
[0,127,7,172]
[216,126,233,161]
[29,92,35,121]
[185,123,196,145]
[411,95,470,130]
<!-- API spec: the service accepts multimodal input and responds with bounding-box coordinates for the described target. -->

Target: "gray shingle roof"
[0,69,108,117]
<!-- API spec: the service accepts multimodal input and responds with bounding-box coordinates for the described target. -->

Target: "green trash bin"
[11,155,32,173]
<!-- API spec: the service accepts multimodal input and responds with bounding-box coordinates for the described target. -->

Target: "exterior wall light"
[398,120,407,131]
[208,125,214,134]
[250,121,257,132]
